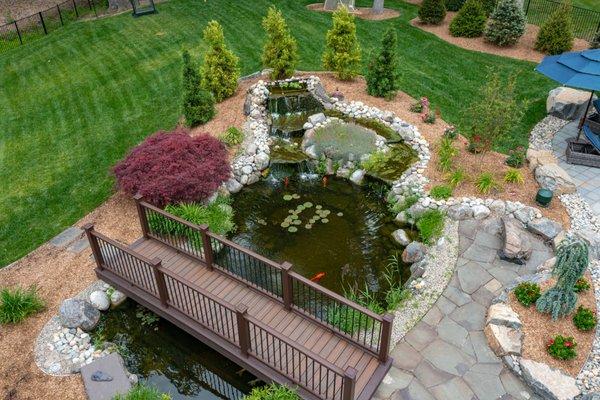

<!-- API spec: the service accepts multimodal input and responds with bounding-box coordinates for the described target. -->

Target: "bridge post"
[378,313,394,363]
[83,223,104,270]
[199,224,214,270]
[152,258,169,308]
[236,304,250,357]
[281,262,293,310]
[342,367,357,400]
[133,194,150,238]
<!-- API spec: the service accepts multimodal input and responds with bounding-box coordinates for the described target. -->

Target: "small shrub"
[113,129,230,207]
[430,185,453,200]
[416,210,445,244]
[546,335,577,360]
[322,6,361,80]
[246,383,300,400]
[419,0,447,25]
[443,125,458,140]
[514,282,541,307]
[409,101,423,113]
[389,194,420,213]
[422,110,436,124]
[201,21,240,102]
[0,286,44,324]
[574,277,591,293]
[591,31,600,49]
[573,306,597,331]
[262,6,299,80]
[448,169,467,187]
[504,168,524,184]
[366,28,401,99]
[449,0,488,38]
[445,0,466,11]
[476,172,499,194]
[484,0,526,46]
[438,136,458,172]
[505,146,526,168]
[219,126,244,146]
[481,0,498,15]
[534,0,574,55]
[113,383,171,400]
[181,50,215,127]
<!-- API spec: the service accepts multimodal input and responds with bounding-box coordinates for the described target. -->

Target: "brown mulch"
[411,13,590,63]
[508,275,596,376]
[0,0,62,25]
[306,3,401,20]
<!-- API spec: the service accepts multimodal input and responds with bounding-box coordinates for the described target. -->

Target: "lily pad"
[292,194,301,199]
[283,195,293,201]
[290,214,298,220]
[288,226,298,233]
[305,224,312,229]
[337,212,343,217]
[316,205,322,210]
[304,202,313,208]
[293,220,302,225]
[322,218,329,223]
[281,222,290,228]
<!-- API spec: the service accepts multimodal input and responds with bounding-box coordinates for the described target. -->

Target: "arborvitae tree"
[449,0,488,37]
[445,0,466,12]
[366,28,400,99]
[261,6,299,80]
[534,0,574,55]
[481,0,498,15]
[418,0,447,25]
[181,51,215,127]
[536,239,589,320]
[590,30,600,49]
[484,0,526,46]
[322,6,362,81]
[200,20,241,102]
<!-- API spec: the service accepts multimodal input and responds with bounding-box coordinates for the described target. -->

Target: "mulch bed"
[306,3,401,20]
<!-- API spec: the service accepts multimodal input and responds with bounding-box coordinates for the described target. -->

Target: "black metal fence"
[524,0,600,41]
[0,0,105,54]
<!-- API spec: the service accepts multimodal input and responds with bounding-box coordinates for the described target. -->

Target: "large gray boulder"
[485,323,522,356]
[447,204,473,220]
[547,87,595,120]
[392,229,410,246]
[520,358,581,400]
[59,299,100,331]
[89,291,110,311]
[526,149,556,170]
[402,242,427,264]
[349,169,366,185]
[527,217,563,241]
[487,303,522,329]
[535,164,577,195]
[500,218,532,264]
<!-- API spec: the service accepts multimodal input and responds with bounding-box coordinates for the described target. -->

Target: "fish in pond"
[322,176,328,187]
[284,177,289,188]
[310,272,326,283]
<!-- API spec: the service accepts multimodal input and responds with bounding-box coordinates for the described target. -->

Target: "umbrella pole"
[576,91,594,141]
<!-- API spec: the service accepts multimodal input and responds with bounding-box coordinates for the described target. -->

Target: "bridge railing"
[133,196,393,362]
[84,224,357,400]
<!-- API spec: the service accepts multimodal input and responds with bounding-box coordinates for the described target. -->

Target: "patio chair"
[594,99,600,115]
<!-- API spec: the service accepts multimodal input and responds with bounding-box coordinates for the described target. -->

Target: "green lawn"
[573,0,600,12]
[0,0,555,267]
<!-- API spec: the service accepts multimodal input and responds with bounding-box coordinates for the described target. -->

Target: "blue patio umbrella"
[535,49,600,140]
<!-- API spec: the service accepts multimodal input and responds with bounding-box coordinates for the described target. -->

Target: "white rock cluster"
[529,116,570,151]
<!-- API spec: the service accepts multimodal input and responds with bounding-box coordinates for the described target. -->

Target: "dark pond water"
[229,167,411,297]
[94,300,258,400]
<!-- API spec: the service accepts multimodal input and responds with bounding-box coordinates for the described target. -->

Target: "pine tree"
[449,0,488,37]
[590,30,600,49]
[419,0,447,25]
[534,0,574,55]
[322,6,362,81]
[445,0,466,12]
[366,28,400,99]
[484,0,526,46]
[182,50,215,127]
[261,6,299,80]
[536,239,589,320]
[481,0,498,16]
[200,20,241,102]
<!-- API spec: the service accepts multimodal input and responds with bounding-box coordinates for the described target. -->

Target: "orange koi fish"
[310,272,326,283]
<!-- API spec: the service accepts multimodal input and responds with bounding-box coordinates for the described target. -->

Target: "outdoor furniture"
[129,0,156,17]
[594,99,600,114]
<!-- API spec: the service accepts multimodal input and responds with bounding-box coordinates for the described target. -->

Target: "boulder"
[577,229,600,260]
[110,290,127,308]
[546,87,595,120]
[520,358,581,400]
[447,204,473,220]
[527,218,563,241]
[336,167,351,179]
[395,211,409,224]
[392,229,411,246]
[526,149,556,170]
[513,206,537,225]
[489,200,506,214]
[500,217,532,264]
[535,164,577,195]
[254,152,270,170]
[305,145,318,159]
[310,83,332,106]
[59,299,100,331]
[409,261,426,279]
[402,242,427,264]
[225,178,243,194]
[308,113,326,126]
[486,303,522,329]
[349,169,366,185]
[89,291,110,311]
[485,323,522,356]
[472,205,491,220]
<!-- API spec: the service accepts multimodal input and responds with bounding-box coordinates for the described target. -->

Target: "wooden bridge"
[84,195,393,400]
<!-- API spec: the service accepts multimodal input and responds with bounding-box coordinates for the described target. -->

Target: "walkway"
[552,121,600,216]
[374,219,553,400]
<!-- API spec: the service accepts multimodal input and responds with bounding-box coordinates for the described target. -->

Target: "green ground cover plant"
[112,384,171,400]
[416,209,445,244]
[219,126,244,146]
[245,384,300,400]
[514,282,541,307]
[0,286,44,324]
[573,306,597,331]
[430,184,453,199]
[0,0,556,267]
[546,335,577,360]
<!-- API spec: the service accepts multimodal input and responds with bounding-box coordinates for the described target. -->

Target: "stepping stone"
[421,340,475,376]
[81,353,131,400]
[375,367,413,398]
[414,360,454,388]
[67,237,90,253]
[473,231,503,250]
[450,301,486,331]
[443,285,472,307]
[404,322,437,351]
[436,296,457,315]
[469,331,500,364]
[422,305,443,326]
[437,317,469,348]
[391,341,423,371]
[459,220,479,240]
[464,369,506,400]
[471,285,496,307]
[430,376,475,400]
[457,262,493,294]
[394,378,436,400]
[49,226,83,248]
[462,243,497,263]
[487,266,519,286]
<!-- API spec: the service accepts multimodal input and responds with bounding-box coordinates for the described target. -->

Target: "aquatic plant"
[113,383,172,400]
[416,210,445,244]
[246,383,300,400]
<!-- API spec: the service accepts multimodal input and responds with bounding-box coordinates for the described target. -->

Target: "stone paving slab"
[374,219,552,400]
[49,226,83,248]
[81,353,131,400]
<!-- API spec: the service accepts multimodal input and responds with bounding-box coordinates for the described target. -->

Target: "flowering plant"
[546,335,577,360]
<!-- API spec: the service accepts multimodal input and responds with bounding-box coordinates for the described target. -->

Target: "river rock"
[447,204,473,220]
[500,217,532,264]
[110,290,127,308]
[89,291,110,311]
[513,206,537,225]
[527,217,563,241]
[59,299,100,331]
[349,169,366,185]
[546,86,595,120]
[225,178,243,194]
[472,204,491,220]
[535,164,576,195]
[402,242,427,264]
[520,358,581,400]
[305,145,318,159]
[254,152,270,170]
[392,229,411,246]
[409,261,426,279]
[308,113,326,126]
[485,323,522,356]
[487,303,521,329]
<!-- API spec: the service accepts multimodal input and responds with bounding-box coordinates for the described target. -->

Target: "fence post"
[378,313,394,363]
[524,0,531,15]
[236,304,250,357]
[152,258,169,307]
[39,12,47,35]
[281,262,293,310]
[342,367,357,400]
[83,223,104,270]
[200,224,214,270]
[73,0,80,17]
[14,21,22,45]
[57,4,64,26]
[133,194,150,239]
